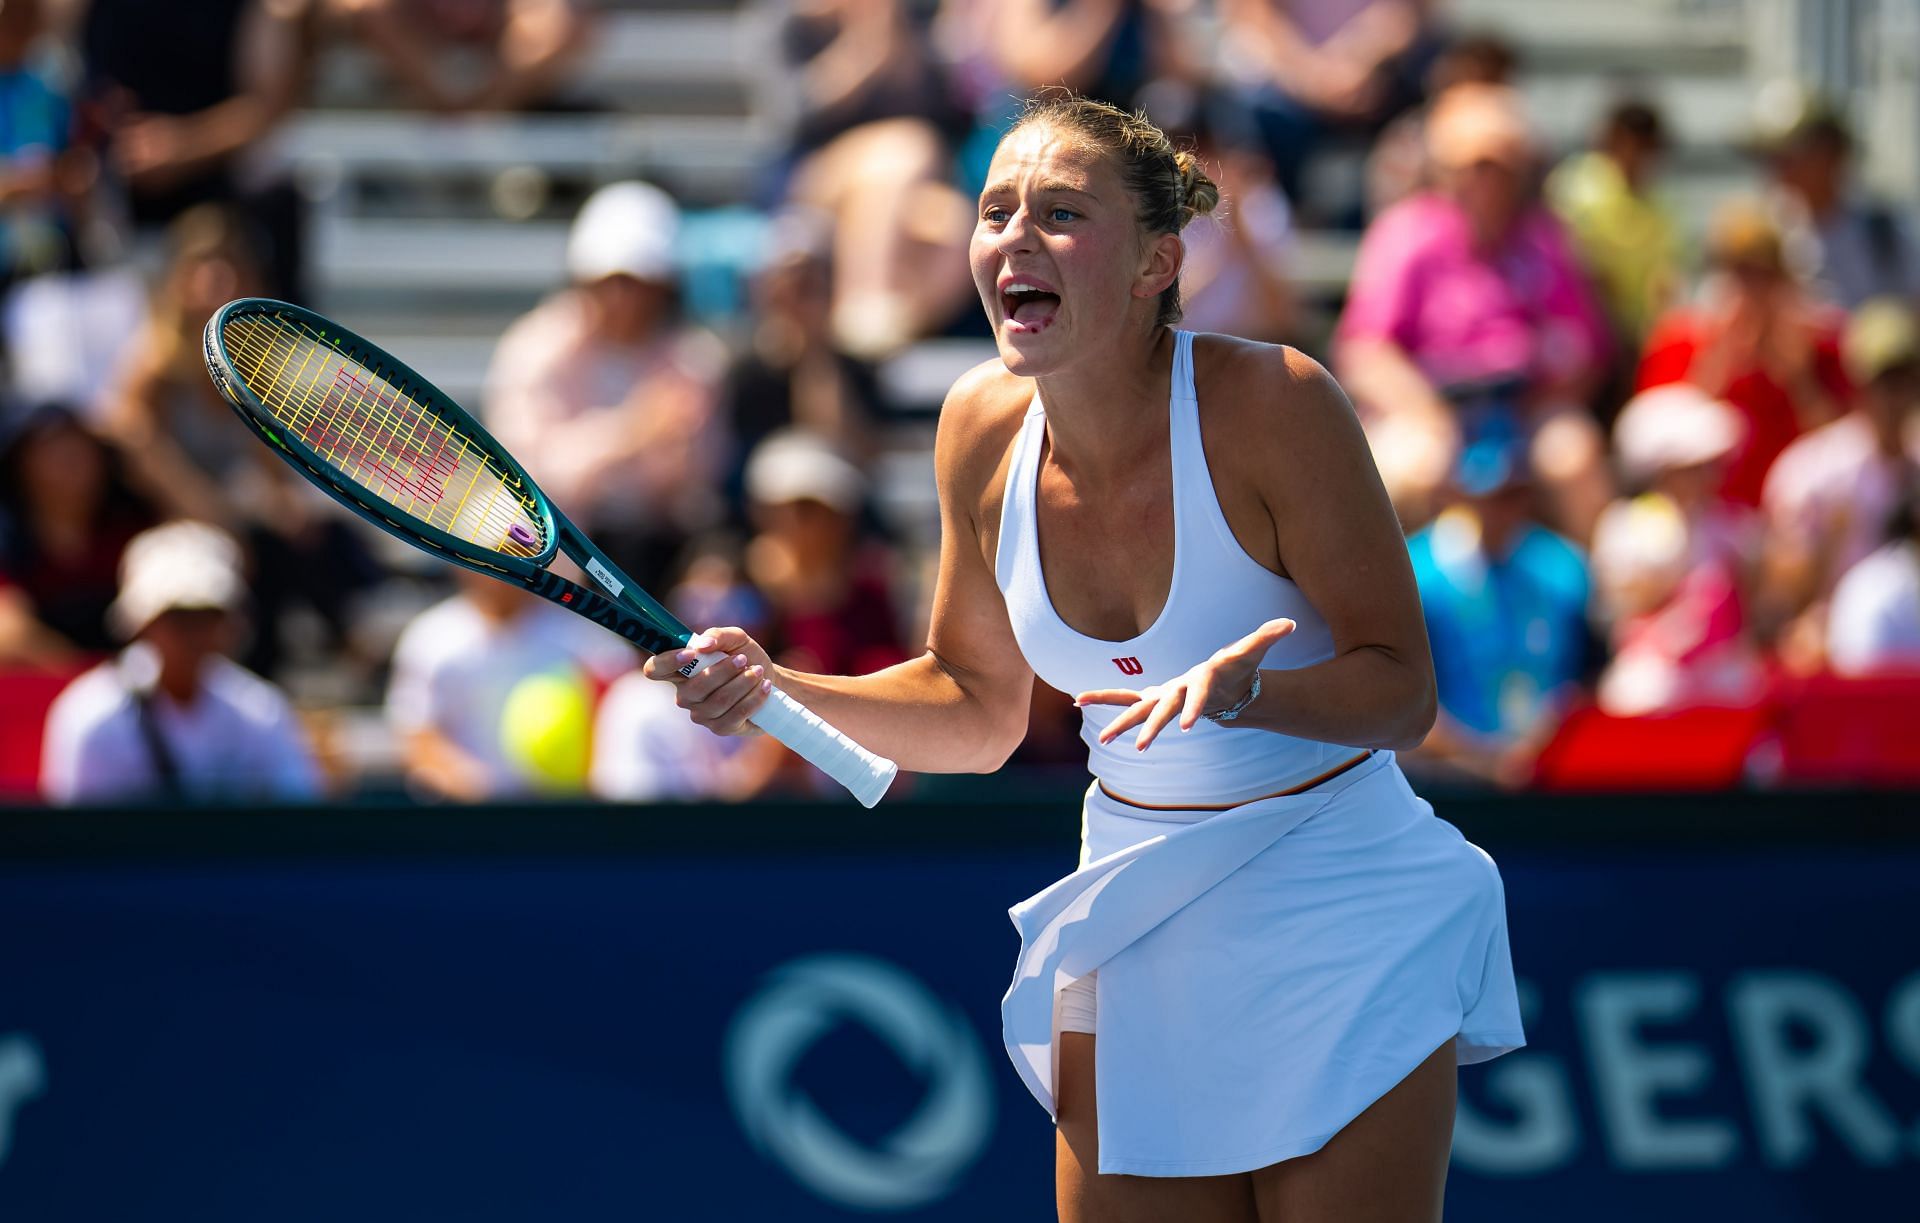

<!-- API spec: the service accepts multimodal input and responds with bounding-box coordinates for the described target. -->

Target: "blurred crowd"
[2,0,1919,806]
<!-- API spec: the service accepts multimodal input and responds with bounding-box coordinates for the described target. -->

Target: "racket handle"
[687,652,899,807]
[751,685,899,807]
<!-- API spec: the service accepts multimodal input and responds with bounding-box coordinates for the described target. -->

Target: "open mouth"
[1001,280,1062,332]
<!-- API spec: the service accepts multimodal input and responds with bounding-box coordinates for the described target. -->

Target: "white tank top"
[994,331,1347,805]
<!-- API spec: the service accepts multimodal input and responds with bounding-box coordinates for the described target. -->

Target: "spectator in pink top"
[1335,83,1612,539]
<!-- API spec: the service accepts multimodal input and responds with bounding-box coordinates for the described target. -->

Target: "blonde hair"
[1007,94,1220,325]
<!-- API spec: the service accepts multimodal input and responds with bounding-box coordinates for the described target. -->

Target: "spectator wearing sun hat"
[742,429,906,682]
[1589,386,1767,715]
[484,180,728,589]
[39,521,320,804]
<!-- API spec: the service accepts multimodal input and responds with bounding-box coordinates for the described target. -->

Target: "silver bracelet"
[1205,672,1261,723]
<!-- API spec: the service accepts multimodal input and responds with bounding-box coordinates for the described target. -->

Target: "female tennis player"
[647,95,1523,1221]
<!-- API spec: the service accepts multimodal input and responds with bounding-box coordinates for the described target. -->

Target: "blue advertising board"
[0,793,1914,1220]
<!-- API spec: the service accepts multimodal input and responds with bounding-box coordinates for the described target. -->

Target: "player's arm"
[1084,342,1436,752]
[1215,344,1436,748]
[644,364,1037,774]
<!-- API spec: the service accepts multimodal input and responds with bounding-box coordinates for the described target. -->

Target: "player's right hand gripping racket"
[203,297,898,806]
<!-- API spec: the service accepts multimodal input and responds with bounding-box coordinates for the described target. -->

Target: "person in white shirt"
[386,569,637,800]
[1828,490,1920,675]
[590,538,785,801]
[1762,298,1920,666]
[40,521,321,804]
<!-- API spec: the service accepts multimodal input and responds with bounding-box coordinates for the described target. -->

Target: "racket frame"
[204,297,693,657]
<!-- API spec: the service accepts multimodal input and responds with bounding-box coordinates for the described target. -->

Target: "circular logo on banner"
[724,953,994,1211]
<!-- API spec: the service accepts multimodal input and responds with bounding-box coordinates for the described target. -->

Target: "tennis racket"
[202,297,898,806]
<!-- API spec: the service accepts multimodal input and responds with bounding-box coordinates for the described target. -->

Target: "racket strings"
[222,314,546,557]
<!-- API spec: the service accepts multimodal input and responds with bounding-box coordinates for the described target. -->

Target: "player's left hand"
[1075,618,1294,753]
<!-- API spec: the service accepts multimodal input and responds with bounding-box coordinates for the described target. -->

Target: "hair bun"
[1173,150,1221,223]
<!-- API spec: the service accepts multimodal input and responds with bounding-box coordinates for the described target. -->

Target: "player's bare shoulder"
[1191,333,1355,432]
[934,358,1034,522]
[1190,333,1367,480]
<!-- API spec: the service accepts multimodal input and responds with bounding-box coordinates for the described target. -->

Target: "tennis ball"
[499,669,593,792]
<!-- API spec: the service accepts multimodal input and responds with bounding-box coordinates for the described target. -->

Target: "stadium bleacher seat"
[0,668,80,801]
[1768,672,1920,787]
[1531,700,1777,792]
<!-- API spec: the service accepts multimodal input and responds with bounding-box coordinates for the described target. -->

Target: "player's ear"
[1132,231,1183,301]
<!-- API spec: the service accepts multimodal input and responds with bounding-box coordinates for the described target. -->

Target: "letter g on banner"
[724,954,994,1211]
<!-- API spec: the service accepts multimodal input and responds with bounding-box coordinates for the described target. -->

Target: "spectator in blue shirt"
[0,0,76,284]
[1405,434,1595,787]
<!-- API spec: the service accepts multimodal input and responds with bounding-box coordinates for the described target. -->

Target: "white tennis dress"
[993,331,1525,1177]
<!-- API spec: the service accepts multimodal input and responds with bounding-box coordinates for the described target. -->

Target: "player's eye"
[1048,207,1077,223]
[982,205,1011,224]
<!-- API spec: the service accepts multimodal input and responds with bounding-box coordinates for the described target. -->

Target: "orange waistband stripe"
[1098,750,1375,813]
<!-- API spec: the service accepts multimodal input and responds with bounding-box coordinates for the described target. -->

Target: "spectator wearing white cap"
[1589,386,1767,715]
[484,180,728,588]
[1760,298,1920,670]
[39,521,321,804]
[742,429,907,681]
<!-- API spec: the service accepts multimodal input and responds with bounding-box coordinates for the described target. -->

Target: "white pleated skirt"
[1001,751,1525,1177]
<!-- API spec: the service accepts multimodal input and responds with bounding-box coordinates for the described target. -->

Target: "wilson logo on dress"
[1112,657,1144,676]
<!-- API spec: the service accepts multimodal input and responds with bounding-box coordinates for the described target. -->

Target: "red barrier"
[1533,671,1920,792]
[0,668,81,799]
[1532,702,1777,792]
[1768,672,1920,786]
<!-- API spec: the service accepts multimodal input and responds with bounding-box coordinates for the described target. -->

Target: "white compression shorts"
[1058,970,1098,1035]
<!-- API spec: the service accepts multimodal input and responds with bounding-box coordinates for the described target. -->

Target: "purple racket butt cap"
[507,523,537,548]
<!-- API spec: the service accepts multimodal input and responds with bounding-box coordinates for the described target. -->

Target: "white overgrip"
[684,651,898,807]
